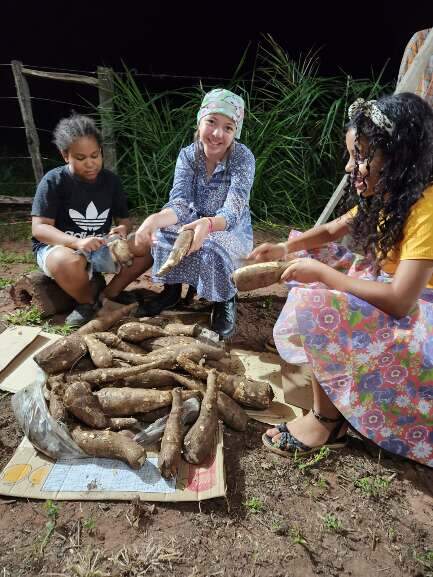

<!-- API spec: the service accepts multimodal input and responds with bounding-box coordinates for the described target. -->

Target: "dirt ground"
[0,227,432,577]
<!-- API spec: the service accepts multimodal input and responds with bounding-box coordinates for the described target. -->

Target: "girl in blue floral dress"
[135,89,255,339]
[249,92,433,467]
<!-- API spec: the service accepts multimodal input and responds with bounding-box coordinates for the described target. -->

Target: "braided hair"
[343,92,433,265]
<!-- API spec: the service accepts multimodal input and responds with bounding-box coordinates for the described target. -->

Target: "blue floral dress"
[151,141,255,302]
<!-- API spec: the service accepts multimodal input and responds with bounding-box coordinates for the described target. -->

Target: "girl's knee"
[47,248,87,278]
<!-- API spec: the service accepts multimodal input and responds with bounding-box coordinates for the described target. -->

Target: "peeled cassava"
[232,261,290,291]
[156,230,194,276]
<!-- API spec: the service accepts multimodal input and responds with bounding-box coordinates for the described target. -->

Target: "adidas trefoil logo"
[69,202,110,232]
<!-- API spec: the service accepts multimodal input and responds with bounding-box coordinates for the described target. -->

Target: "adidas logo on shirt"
[69,202,110,232]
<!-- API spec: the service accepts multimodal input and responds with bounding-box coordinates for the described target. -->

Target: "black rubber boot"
[211,295,237,340]
[135,283,182,317]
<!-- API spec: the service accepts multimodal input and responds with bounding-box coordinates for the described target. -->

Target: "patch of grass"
[41,322,74,336]
[414,549,433,573]
[68,547,106,577]
[0,277,12,289]
[5,306,73,334]
[322,513,343,533]
[244,497,264,513]
[291,526,308,546]
[261,295,274,311]
[0,249,34,264]
[295,446,331,471]
[6,305,44,326]
[0,220,32,242]
[82,517,97,534]
[314,475,328,489]
[34,500,60,555]
[354,475,391,498]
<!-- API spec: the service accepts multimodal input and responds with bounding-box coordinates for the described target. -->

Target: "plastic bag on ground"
[11,368,85,460]
[133,397,201,447]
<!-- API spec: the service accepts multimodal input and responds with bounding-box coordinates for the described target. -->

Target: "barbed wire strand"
[0,96,92,108]
[0,62,246,82]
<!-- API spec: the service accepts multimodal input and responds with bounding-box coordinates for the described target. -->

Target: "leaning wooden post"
[11,60,44,184]
[97,66,117,173]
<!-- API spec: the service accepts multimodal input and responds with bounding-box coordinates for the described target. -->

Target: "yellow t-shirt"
[348,184,433,288]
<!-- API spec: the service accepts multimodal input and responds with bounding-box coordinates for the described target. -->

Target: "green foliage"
[261,295,274,311]
[0,277,12,289]
[0,249,34,264]
[322,513,343,533]
[41,322,74,336]
[354,475,391,497]
[244,497,264,513]
[0,220,32,242]
[295,446,331,471]
[5,305,74,334]
[44,499,59,520]
[291,526,308,546]
[34,500,60,554]
[82,517,97,533]
[414,549,433,573]
[6,305,44,326]
[107,36,388,228]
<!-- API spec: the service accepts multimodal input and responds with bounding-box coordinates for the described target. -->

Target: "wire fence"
[0,60,254,200]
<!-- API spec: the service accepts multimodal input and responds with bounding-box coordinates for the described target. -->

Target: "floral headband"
[348,98,394,135]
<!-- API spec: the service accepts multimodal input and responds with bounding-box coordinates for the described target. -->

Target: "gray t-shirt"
[31,165,129,252]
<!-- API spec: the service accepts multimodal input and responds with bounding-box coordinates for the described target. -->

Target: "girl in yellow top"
[249,92,433,467]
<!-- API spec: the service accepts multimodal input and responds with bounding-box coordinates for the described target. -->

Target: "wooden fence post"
[97,66,117,173]
[11,60,44,184]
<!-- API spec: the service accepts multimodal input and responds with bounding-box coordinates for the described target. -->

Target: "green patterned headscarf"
[197,88,245,139]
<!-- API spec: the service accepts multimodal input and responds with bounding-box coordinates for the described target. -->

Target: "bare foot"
[265,412,347,449]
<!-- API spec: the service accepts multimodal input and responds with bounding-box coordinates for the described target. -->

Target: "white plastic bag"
[133,397,200,447]
[11,368,85,460]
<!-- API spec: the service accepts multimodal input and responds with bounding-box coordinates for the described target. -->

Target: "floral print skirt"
[152,224,253,303]
[274,232,433,467]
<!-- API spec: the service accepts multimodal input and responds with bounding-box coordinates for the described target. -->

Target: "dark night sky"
[1,3,432,152]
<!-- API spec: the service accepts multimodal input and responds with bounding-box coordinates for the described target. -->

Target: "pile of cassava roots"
[33,302,274,479]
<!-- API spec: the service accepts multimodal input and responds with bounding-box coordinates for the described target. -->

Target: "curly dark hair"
[342,92,433,265]
[53,113,102,152]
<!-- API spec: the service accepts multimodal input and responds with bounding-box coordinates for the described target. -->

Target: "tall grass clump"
[108,36,388,229]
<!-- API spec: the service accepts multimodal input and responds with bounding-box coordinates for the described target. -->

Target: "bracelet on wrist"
[205,217,213,234]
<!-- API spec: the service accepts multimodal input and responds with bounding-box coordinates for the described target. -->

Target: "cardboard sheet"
[0,427,226,502]
[0,329,303,502]
[230,348,303,423]
[0,327,61,393]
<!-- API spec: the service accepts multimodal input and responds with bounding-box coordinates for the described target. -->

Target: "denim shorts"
[36,244,119,279]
